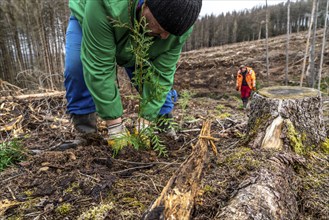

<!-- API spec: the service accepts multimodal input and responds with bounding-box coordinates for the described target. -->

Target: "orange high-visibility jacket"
[236,67,256,91]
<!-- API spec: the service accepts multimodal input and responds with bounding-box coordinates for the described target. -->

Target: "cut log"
[217,86,326,219]
[217,157,299,220]
[0,91,65,101]
[142,120,215,220]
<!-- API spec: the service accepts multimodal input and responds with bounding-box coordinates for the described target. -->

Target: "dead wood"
[0,91,65,101]
[142,119,215,220]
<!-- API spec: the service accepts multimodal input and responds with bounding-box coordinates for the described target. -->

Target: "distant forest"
[184,0,328,50]
[0,0,327,89]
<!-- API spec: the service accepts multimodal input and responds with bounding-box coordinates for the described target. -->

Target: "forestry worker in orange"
[236,65,256,108]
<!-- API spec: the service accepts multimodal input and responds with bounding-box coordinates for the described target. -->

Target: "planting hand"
[134,118,151,147]
[134,118,150,134]
[107,123,129,148]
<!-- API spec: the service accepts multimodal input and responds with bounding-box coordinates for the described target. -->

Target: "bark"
[217,159,298,220]
[217,86,326,219]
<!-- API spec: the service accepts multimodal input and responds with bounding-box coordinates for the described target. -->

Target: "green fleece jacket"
[69,0,192,121]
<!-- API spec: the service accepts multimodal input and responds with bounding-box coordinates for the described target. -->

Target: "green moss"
[215,104,225,112]
[243,114,272,143]
[55,203,72,215]
[218,112,231,119]
[235,131,245,138]
[238,104,244,110]
[225,147,252,164]
[21,198,38,210]
[78,203,114,220]
[286,120,304,155]
[203,184,215,193]
[244,157,261,170]
[24,190,33,197]
[231,95,241,102]
[64,182,80,194]
[321,138,329,154]
[184,115,196,121]
[122,197,145,209]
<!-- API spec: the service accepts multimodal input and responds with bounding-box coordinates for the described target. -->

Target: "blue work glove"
[170,89,178,103]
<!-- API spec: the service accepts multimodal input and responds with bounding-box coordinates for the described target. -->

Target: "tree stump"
[217,86,326,219]
[247,86,326,152]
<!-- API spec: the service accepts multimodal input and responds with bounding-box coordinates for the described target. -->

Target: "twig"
[112,158,180,166]
[210,140,218,156]
[111,164,154,175]
[7,186,17,200]
[216,119,225,131]
[180,128,201,133]
[157,161,181,171]
[0,173,24,183]
[78,171,101,182]
[225,117,238,123]
[222,140,240,153]
[24,211,42,217]
[135,173,160,194]
[180,137,198,150]
[185,118,202,124]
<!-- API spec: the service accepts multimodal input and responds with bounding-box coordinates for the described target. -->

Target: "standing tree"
[318,0,329,92]
[300,0,317,87]
[285,0,291,85]
[265,0,270,84]
[307,0,319,88]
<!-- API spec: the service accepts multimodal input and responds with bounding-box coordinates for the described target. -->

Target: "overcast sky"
[200,0,291,16]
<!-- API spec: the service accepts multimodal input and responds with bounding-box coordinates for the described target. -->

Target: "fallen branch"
[142,119,215,220]
[0,91,65,101]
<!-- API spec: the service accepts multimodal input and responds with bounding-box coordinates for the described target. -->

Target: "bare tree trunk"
[300,0,317,86]
[285,0,291,85]
[266,0,270,85]
[318,0,329,91]
[309,0,319,88]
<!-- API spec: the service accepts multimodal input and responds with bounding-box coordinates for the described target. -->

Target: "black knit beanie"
[146,0,202,36]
